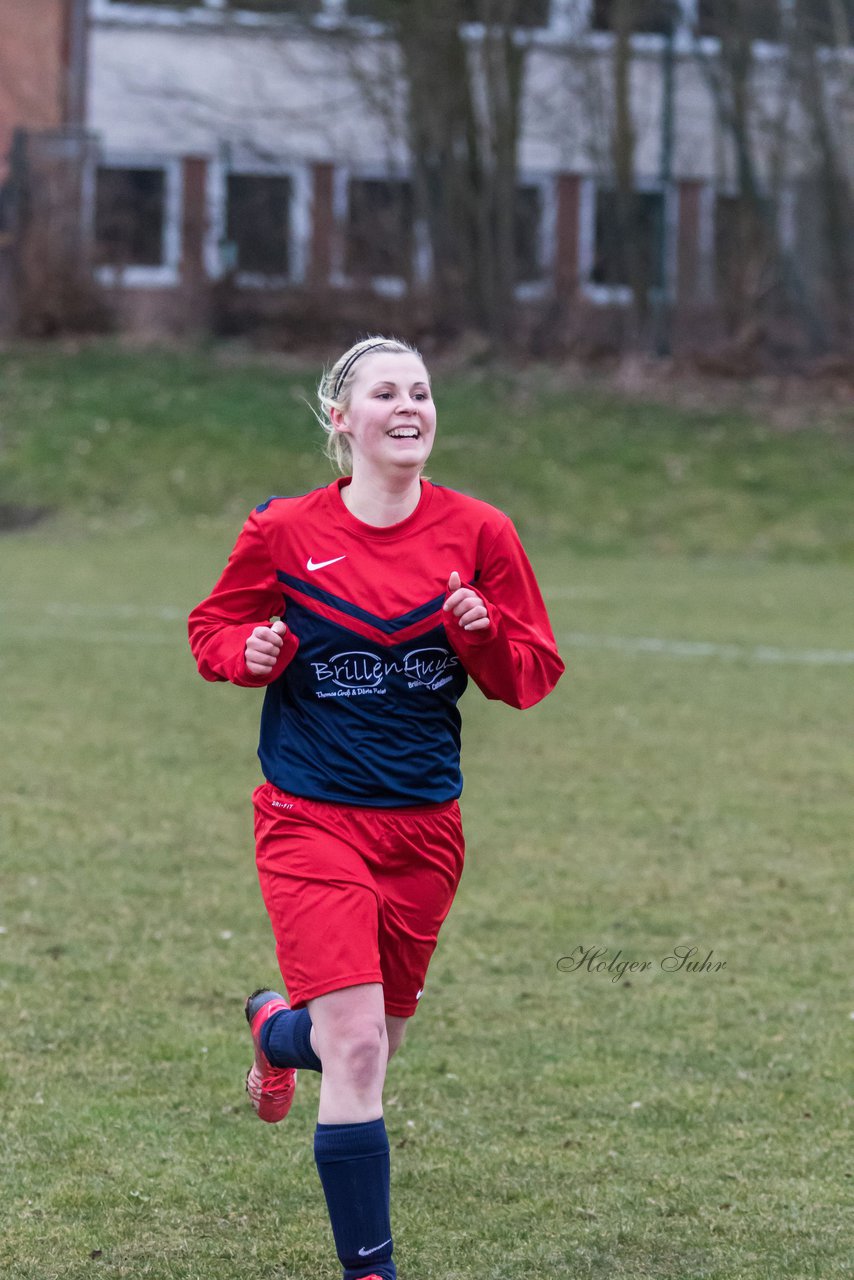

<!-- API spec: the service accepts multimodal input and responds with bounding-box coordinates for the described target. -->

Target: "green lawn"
[0,344,852,1279]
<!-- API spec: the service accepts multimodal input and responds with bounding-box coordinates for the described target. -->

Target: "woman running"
[188,336,564,1280]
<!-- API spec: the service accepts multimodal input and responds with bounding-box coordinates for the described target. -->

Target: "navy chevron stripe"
[256,496,285,513]
[255,489,318,513]
[277,571,446,636]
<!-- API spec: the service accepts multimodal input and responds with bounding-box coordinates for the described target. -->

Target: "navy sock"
[260,1007,322,1072]
[314,1118,395,1280]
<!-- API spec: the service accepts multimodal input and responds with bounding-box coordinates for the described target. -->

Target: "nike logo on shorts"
[307,555,346,571]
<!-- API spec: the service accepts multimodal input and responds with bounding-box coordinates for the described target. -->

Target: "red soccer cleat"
[244,988,297,1123]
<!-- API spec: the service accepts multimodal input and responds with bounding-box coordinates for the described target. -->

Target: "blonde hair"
[316,335,425,474]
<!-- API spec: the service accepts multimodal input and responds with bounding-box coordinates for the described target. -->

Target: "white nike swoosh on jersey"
[306,555,346,571]
[358,1239,392,1257]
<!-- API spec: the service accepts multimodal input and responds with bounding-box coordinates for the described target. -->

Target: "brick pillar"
[180,155,211,328]
[555,173,582,298]
[310,161,334,286]
[182,156,208,285]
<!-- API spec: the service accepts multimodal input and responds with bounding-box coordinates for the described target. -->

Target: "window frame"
[570,1,815,57]
[578,0,692,52]
[332,167,426,297]
[206,157,311,286]
[588,0,683,40]
[688,0,787,54]
[694,180,717,304]
[709,181,796,301]
[91,0,562,37]
[92,0,853,53]
[92,153,183,287]
[579,176,677,306]
[514,173,558,299]
[457,0,555,40]
[90,0,342,30]
[798,0,854,48]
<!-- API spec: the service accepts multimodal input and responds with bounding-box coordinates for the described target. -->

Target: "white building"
[82,0,853,340]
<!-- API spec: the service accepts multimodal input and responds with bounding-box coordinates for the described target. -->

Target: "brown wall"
[0,0,68,179]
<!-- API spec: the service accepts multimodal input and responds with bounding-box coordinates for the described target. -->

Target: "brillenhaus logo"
[311,648,459,698]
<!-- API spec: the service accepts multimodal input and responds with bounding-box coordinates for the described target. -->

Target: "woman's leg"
[385,1015,407,1062]
[308,983,388,1124]
[309,983,398,1280]
[263,1003,407,1080]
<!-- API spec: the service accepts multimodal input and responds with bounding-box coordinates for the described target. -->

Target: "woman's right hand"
[245,618,288,676]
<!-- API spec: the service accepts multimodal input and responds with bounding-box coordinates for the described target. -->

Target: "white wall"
[88,16,850,182]
[89,25,410,167]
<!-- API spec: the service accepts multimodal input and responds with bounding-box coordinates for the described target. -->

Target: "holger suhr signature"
[557,944,726,983]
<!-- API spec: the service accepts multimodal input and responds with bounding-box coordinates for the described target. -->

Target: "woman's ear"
[330,406,349,433]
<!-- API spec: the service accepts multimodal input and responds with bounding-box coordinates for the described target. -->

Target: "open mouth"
[387,428,421,439]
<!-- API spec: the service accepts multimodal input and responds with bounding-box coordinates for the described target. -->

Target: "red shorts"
[252,782,466,1018]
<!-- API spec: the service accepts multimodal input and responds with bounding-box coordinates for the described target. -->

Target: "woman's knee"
[309,984,400,1093]
[324,1020,386,1089]
[309,990,387,1086]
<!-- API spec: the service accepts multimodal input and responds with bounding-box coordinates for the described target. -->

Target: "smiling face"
[331,352,437,481]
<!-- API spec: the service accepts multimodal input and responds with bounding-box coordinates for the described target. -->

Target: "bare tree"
[348,0,528,349]
[692,0,832,354]
[82,0,853,359]
[9,127,109,336]
[611,0,646,337]
[789,0,854,345]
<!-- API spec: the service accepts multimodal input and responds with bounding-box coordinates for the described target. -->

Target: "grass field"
[1,344,852,1279]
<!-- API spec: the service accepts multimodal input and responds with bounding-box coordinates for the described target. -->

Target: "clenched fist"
[443,570,490,631]
[245,618,288,676]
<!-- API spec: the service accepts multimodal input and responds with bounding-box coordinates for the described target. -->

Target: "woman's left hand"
[444,571,491,631]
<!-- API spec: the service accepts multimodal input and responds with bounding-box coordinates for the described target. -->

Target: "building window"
[346,1,388,15]
[714,193,775,300]
[345,178,414,282]
[515,184,546,283]
[591,188,665,294]
[796,0,853,45]
[792,174,849,289]
[98,0,323,14]
[225,173,292,275]
[695,0,782,42]
[348,0,551,26]
[94,166,166,270]
[223,0,321,12]
[103,1,198,7]
[104,0,320,7]
[591,0,678,36]
[98,0,555,23]
[460,0,551,26]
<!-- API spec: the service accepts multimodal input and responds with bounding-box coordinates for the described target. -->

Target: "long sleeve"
[443,517,564,710]
[188,512,299,688]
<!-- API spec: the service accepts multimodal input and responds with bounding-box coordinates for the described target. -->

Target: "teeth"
[389,430,419,438]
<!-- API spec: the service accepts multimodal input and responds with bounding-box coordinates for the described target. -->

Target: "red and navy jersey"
[188,478,564,807]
